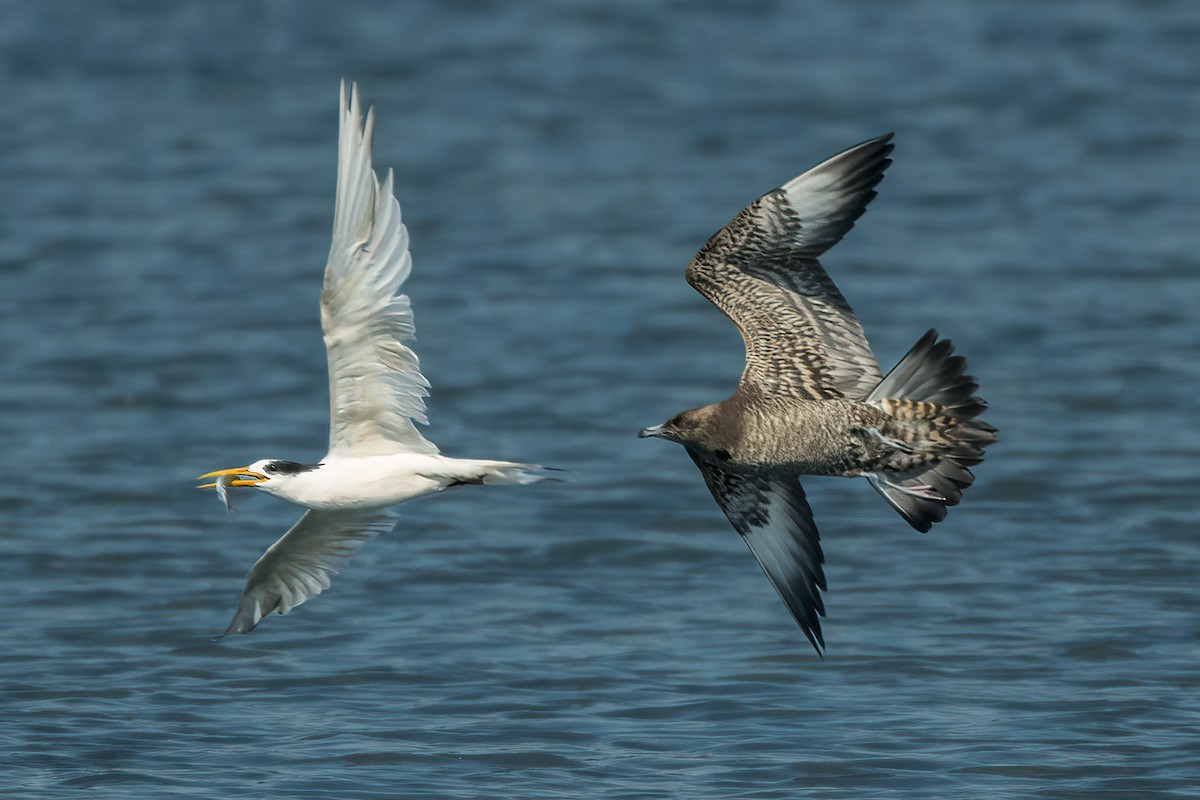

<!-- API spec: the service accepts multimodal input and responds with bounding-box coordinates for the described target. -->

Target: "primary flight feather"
[199,82,545,635]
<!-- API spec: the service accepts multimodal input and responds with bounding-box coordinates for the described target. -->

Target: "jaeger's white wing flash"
[322,81,438,457]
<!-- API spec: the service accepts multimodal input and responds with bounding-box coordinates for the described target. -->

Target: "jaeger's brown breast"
[707,397,888,477]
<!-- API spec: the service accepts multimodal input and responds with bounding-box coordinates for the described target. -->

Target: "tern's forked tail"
[455,460,554,487]
[865,330,997,532]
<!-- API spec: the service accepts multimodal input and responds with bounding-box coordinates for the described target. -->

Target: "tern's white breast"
[274,454,450,511]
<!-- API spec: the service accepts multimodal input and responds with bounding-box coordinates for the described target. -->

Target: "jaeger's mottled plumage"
[640,134,997,653]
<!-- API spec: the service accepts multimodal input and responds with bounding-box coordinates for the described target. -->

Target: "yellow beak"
[196,466,268,490]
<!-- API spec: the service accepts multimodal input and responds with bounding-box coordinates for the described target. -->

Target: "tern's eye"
[265,464,277,474]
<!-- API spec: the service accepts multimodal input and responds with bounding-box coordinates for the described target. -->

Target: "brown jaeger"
[639,134,997,653]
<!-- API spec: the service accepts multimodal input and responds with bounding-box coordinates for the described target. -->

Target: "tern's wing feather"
[225,508,399,635]
[691,453,828,654]
[322,81,438,457]
[685,134,893,401]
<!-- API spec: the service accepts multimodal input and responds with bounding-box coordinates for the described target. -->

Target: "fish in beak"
[198,466,269,514]
[196,466,268,490]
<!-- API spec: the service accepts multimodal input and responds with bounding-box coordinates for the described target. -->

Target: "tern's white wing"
[321,81,438,457]
[225,508,400,634]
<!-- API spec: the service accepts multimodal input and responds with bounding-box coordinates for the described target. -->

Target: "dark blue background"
[2,2,1197,798]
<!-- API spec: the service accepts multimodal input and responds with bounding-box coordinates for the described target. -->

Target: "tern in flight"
[639,134,996,653]
[199,82,545,635]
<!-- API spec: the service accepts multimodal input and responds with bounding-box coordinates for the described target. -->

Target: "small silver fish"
[214,473,235,514]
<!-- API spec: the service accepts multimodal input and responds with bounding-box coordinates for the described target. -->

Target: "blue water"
[2,2,1198,798]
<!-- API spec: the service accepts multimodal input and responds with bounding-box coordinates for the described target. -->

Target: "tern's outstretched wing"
[685,135,893,401]
[321,81,438,457]
[690,453,828,654]
[225,508,399,634]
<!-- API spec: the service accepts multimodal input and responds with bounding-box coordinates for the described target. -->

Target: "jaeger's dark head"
[637,407,713,446]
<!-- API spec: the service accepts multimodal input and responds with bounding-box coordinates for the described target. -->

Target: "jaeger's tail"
[865,330,997,532]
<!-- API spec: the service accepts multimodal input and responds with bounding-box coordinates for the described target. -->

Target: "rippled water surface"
[3,2,1198,798]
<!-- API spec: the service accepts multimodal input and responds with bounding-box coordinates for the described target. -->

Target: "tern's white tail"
[450,460,551,487]
[482,461,549,486]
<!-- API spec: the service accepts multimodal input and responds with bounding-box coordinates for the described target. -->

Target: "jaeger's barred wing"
[689,453,829,653]
[686,135,893,402]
